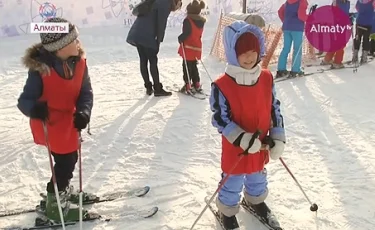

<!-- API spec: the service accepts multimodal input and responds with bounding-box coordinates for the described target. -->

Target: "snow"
[1,21,375,230]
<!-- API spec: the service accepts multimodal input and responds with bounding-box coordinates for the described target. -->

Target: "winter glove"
[269,140,285,160]
[370,33,375,40]
[73,111,89,130]
[29,101,48,121]
[239,132,262,154]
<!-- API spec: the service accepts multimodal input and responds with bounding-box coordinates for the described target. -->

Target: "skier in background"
[177,0,206,93]
[275,0,308,78]
[209,21,286,229]
[321,0,350,68]
[17,17,95,222]
[352,0,375,64]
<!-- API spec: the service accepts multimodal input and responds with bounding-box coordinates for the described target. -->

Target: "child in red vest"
[177,0,206,93]
[209,21,286,229]
[17,17,95,223]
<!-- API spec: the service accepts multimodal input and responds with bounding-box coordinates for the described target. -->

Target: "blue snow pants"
[218,169,268,209]
[277,30,304,72]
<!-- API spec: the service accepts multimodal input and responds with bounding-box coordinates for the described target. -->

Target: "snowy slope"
[1,22,375,230]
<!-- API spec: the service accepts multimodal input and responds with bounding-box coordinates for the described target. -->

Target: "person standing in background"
[127,0,182,96]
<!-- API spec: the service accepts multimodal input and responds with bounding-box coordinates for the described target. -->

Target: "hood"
[223,20,265,67]
[286,0,301,4]
[21,43,85,75]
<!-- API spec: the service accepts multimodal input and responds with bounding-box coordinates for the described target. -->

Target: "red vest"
[30,58,86,154]
[215,70,273,174]
[178,17,203,61]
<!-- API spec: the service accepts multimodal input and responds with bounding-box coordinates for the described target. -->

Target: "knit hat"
[40,17,79,52]
[186,0,205,14]
[235,32,260,57]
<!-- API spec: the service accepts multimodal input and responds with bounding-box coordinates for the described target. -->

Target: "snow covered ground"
[1,21,375,230]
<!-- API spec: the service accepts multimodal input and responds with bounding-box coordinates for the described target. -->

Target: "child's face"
[57,39,80,59]
[237,50,258,70]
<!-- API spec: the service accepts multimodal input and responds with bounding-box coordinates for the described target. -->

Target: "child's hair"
[186,0,205,15]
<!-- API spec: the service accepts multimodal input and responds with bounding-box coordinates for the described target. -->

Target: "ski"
[4,206,158,230]
[0,186,151,218]
[166,86,207,100]
[204,197,229,230]
[240,199,283,230]
[274,71,319,83]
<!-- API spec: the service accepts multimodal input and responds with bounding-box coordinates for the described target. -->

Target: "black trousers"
[46,151,78,193]
[136,45,160,88]
[370,39,375,55]
[354,24,372,51]
[182,60,200,85]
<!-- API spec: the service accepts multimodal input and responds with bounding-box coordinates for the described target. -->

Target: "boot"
[288,71,304,78]
[275,70,289,78]
[46,187,88,222]
[219,212,239,229]
[352,49,359,63]
[360,50,368,64]
[193,82,202,93]
[331,63,345,69]
[247,201,281,229]
[144,82,153,95]
[153,83,172,97]
[67,185,99,204]
[320,60,332,65]
[180,83,192,93]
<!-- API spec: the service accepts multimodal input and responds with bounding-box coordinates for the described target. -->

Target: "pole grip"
[238,130,262,156]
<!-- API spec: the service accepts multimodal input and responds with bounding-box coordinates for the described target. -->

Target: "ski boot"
[331,63,345,69]
[45,188,89,222]
[68,185,99,204]
[245,200,282,230]
[275,70,289,79]
[219,212,239,229]
[180,83,192,94]
[193,82,202,93]
[360,50,368,64]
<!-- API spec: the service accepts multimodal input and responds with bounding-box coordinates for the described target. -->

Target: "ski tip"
[143,206,158,218]
[134,186,150,197]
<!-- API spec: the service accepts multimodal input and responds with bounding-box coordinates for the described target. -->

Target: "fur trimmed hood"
[21,43,85,75]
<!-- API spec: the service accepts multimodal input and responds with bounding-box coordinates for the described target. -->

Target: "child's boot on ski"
[243,199,282,229]
[68,185,99,204]
[46,188,88,222]
[219,212,239,229]
[180,83,192,93]
[331,63,345,69]
[288,71,304,78]
[193,82,202,93]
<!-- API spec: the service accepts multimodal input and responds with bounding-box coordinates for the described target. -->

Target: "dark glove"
[73,111,89,130]
[30,101,48,121]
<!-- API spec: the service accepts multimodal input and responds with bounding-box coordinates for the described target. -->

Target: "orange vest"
[178,17,203,61]
[30,58,86,154]
[214,70,273,174]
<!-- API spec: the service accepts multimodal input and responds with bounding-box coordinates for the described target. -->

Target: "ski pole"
[43,122,66,230]
[78,131,83,230]
[262,137,318,212]
[181,44,192,88]
[189,130,262,230]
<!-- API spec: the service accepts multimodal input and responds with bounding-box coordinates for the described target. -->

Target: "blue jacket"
[372,12,375,33]
[209,21,285,143]
[126,0,173,50]
[356,0,374,26]
[17,43,93,120]
[334,0,350,15]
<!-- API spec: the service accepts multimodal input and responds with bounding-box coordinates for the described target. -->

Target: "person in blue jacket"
[276,0,308,78]
[127,0,182,96]
[352,0,375,63]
